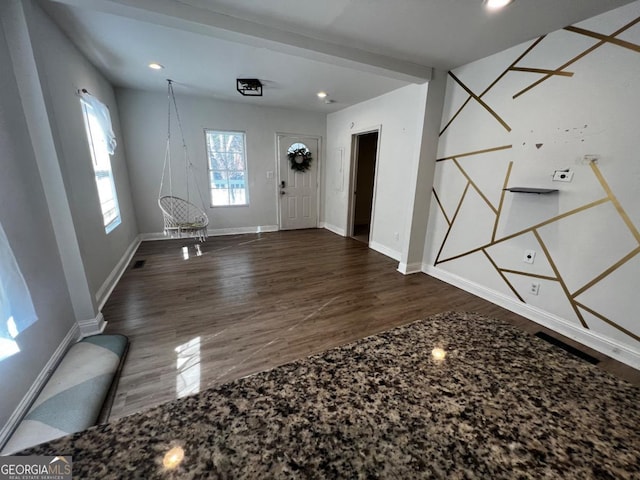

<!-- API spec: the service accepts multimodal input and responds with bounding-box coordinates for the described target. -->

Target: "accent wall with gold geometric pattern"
[423,1,640,365]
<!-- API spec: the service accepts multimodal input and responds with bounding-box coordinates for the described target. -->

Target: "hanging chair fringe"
[158,79,209,241]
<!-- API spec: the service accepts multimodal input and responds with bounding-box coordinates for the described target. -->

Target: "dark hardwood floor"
[103,229,639,420]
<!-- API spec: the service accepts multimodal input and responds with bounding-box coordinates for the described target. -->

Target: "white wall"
[0,0,143,443]
[325,84,429,260]
[424,1,640,366]
[29,3,139,306]
[117,89,326,234]
[0,16,77,433]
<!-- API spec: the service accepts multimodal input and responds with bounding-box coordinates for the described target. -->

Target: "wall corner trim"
[422,264,640,370]
[96,235,141,311]
[0,323,80,450]
[397,262,423,275]
[78,312,106,338]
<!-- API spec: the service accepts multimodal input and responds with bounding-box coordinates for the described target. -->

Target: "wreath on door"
[288,147,313,172]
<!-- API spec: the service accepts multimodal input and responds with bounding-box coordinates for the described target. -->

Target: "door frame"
[275,133,323,230]
[347,125,382,240]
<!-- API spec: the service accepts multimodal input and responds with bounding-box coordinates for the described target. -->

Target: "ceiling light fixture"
[236,78,263,96]
[317,91,328,99]
[484,0,514,10]
[148,63,164,70]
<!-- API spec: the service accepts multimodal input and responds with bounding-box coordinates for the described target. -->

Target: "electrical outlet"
[530,282,540,295]
[524,250,536,264]
[553,170,574,182]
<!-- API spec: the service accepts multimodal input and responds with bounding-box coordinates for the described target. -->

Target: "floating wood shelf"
[503,187,559,194]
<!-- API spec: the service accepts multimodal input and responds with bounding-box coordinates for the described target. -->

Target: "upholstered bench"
[1,334,128,454]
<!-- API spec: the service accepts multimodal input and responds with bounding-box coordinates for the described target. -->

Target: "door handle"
[280,180,286,188]
[280,190,286,195]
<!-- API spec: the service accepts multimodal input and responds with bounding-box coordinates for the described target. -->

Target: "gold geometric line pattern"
[572,246,640,299]
[510,198,609,236]
[565,25,640,54]
[482,36,546,94]
[513,16,640,99]
[432,155,639,341]
[452,158,498,214]
[435,197,609,265]
[575,301,640,343]
[482,249,525,302]
[436,144,512,162]
[439,97,472,137]
[440,36,546,136]
[499,268,558,282]
[492,161,513,242]
[591,162,640,244]
[509,67,574,77]
[448,71,512,132]
[533,229,589,329]
[434,182,470,265]
[432,188,451,226]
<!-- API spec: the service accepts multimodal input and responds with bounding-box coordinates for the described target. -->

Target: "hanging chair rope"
[158,79,209,241]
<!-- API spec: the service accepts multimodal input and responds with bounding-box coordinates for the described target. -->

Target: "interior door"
[278,135,319,230]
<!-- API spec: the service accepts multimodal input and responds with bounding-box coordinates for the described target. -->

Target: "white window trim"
[80,98,121,233]
[205,129,250,208]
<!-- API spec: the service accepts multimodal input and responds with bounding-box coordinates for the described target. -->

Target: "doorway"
[349,131,379,244]
[277,134,320,230]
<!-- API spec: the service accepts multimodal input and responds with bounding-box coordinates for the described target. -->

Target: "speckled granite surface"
[18,312,640,479]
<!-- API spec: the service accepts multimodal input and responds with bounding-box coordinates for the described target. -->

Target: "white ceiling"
[41,0,635,112]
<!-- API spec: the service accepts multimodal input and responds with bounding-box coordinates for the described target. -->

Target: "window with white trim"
[80,96,121,233]
[205,130,249,206]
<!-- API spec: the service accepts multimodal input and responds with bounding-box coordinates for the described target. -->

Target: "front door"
[278,135,319,230]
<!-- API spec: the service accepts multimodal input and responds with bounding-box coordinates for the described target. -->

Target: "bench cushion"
[2,334,127,454]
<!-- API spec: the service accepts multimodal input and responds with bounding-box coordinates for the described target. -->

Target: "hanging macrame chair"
[158,79,209,242]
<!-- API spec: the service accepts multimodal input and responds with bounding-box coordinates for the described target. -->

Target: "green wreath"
[288,148,313,172]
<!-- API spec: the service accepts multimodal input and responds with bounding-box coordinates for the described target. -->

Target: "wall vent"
[535,331,600,365]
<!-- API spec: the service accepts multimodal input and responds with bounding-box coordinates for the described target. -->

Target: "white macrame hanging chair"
[158,80,209,242]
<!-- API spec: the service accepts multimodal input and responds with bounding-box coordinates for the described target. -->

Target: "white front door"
[278,135,319,230]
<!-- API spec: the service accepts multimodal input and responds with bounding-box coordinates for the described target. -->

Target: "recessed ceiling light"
[148,63,164,70]
[317,91,328,99]
[484,0,514,10]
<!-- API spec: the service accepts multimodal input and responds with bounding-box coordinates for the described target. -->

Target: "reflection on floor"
[103,229,639,421]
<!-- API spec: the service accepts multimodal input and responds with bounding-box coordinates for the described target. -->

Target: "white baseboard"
[140,225,279,242]
[369,241,401,262]
[397,261,422,275]
[423,264,640,370]
[321,222,346,237]
[78,312,106,338]
[139,232,168,241]
[208,225,279,236]
[96,236,141,311]
[0,323,80,451]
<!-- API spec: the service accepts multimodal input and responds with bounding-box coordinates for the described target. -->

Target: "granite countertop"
[19,312,640,479]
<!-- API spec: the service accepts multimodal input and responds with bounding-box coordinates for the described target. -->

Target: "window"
[0,222,37,361]
[80,95,121,233]
[205,130,249,206]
